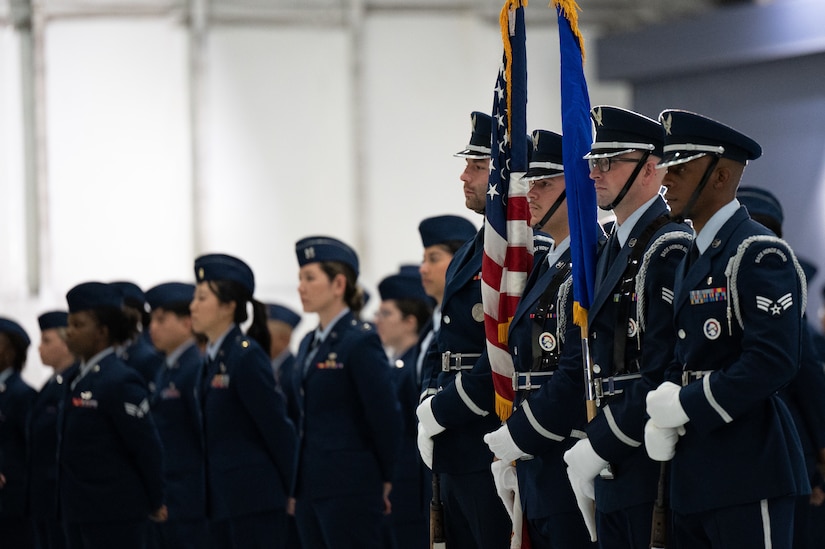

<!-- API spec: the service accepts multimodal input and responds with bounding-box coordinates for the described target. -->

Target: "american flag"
[483,0,532,422]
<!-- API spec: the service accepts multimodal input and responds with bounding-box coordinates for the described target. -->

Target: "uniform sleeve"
[346,331,403,482]
[105,374,165,510]
[588,230,689,463]
[507,312,588,455]
[233,344,297,492]
[681,240,803,435]
[431,351,494,429]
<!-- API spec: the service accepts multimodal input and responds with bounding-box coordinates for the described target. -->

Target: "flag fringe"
[496,392,514,421]
[551,0,586,61]
[573,302,588,328]
[498,319,511,345]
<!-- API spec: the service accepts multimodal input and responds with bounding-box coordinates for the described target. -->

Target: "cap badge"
[198,267,205,280]
[304,246,315,260]
[662,113,673,135]
[533,131,540,150]
[592,106,603,127]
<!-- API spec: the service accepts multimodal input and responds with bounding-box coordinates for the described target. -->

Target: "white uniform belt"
[441,352,481,372]
[593,372,642,399]
[512,371,555,391]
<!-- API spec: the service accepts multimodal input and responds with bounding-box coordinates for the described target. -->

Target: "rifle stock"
[430,473,446,548]
[649,461,668,549]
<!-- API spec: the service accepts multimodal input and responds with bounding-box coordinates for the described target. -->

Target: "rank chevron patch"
[756,293,793,316]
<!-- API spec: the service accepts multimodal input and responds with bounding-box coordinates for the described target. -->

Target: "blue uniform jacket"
[389,344,430,521]
[200,325,296,519]
[426,230,502,475]
[59,352,165,523]
[431,239,598,520]
[586,196,691,513]
[275,352,302,427]
[121,336,164,391]
[0,370,37,518]
[291,312,402,501]
[151,342,205,521]
[664,206,808,513]
[27,364,78,520]
[780,322,825,490]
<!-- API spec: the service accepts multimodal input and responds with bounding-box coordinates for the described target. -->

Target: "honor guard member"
[29,311,78,549]
[111,281,164,392]
[561,106,692,547]
[289,236,401,549]
[0,317,37,548]
[476,130,599,547]
[736,186,825,548]
[191,253,297,549]
[60,282,167,549]
[376,267,434,549]
[144,282,207,549]
[644,110,809,548]
[416,111,513,549]
[416,215,478,404]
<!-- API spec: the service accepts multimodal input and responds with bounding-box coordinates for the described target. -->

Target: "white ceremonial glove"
[563,438,608,495]
[511,494,524,549]
[646,381,690,428]
[416,396,446,437]
[417,423,434,470]
[490,460,523,549]
[563,438,605,542]
[644,420,686,462]
[491,459,519,522]
[484,424,529,463]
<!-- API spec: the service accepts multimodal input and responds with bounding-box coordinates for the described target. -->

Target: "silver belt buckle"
[441,351,451,373]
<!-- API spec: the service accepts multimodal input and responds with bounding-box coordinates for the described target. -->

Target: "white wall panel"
[46,18,191,293]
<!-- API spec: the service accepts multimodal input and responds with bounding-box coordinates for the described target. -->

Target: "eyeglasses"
[588,156,643,173]
[528,179,553,191]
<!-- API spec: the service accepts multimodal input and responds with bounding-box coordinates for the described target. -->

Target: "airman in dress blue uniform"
[736,187,825,549]
[144,282,208,549]
[191,253,297,549]
[416,112,512,549]
[29,311,78,549]
[645,110,809,548]
[562,107,692,548]
[289,236,402,549]
[111,281,164,393]
[0,317,37,548]
[416,215,478,405]
[60,282,167,549]
[477,130,600,547]
[376,268,434,549]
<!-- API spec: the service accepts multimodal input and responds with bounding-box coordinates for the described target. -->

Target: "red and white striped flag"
[483,0,533,421]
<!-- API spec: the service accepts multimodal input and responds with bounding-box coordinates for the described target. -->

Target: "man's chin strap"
[602,150,651,211]
[533,190,566,230]
[670,154,721,224]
